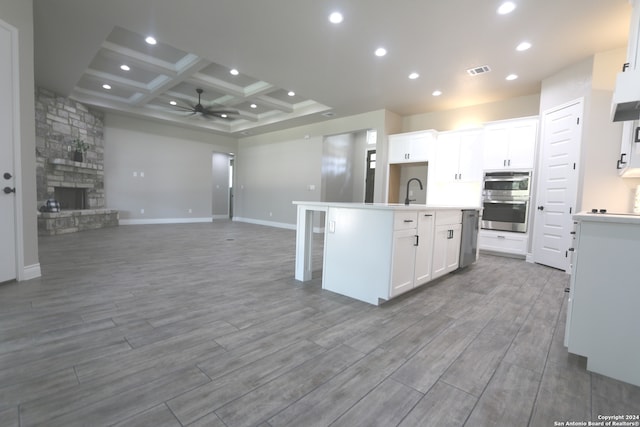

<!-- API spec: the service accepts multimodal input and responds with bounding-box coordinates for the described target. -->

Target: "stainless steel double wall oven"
[481,171,531,233]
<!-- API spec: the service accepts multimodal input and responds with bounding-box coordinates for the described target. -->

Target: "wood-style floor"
[1,221,638,427]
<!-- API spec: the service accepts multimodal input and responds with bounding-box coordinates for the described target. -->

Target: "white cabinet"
[478,229,528,256]
[483,117,538,170]
[415,212,435,284]
[390,211,435,298]
[428,129,483,206]
[432,210,462,279]
[388,130,436,164]
[433,129,484,183]
[565,215,640,387]
[617,120,640,177]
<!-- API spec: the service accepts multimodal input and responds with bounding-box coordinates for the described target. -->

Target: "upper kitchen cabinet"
[432,128,484,183]
[427,129,483,206]
[617,120,640,178]
[483,117,539,171]
[388,130,437,164]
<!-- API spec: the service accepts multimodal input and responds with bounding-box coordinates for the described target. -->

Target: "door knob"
[537,206,544,211]
[3,187,15,194]
[3,172,11,180]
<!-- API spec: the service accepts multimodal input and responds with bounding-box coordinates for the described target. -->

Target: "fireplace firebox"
[54,187,87,210]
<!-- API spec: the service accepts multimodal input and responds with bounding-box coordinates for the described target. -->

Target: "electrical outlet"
[269,212,273,217]
[140,171,144,178]
[188,208,192,213]
[133,171,137,177]
[140,208,144,214]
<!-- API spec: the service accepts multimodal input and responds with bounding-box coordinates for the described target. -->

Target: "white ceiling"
[33,0,632,137]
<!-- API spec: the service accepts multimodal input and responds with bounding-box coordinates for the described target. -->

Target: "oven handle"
[483,177,529,182]
[483,200,528,205]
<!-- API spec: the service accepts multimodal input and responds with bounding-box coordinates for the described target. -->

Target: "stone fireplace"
[36,87,118,235]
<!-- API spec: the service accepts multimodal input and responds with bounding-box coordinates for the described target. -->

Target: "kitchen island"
[293,202,479,305]
[565,212,640,387]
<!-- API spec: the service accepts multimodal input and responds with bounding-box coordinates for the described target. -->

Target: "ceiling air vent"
[466,65,492,76]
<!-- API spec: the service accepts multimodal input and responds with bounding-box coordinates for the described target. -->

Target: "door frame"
[531,98,583,271]
[1,18,25,281]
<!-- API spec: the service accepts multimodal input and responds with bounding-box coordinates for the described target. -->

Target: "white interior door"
[533,100,583,271]
[0,19,17,283]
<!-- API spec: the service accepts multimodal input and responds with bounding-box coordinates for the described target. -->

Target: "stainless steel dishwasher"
[459,209,479,268]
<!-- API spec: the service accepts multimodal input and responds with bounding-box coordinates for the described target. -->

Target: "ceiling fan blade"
[172,104,196,112]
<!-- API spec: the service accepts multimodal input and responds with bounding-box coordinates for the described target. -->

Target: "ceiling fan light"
[288,91,295,97]
[145,36,157,45]
[120,64,130,71]
[102,84,111,90]
[250,104,257,109]
[230,68,239,75]
[170,101,177,105]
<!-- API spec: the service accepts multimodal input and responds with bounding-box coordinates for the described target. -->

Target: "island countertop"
[292,201,481,211]
[573,211,640,225]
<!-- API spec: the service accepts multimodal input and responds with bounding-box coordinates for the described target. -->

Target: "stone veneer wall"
[35,87,105,208]
[35,87,118,235]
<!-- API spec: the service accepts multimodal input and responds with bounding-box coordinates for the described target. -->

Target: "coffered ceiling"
[33,0,631,137]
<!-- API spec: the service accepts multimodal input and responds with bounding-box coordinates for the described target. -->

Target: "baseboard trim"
[232,217,324,233]
[232,217,296,231]
[212,214,230,220]
[21,263,42,281]
[120,217,213,225]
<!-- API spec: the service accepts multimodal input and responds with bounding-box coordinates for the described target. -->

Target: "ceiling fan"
[173,88,239,118]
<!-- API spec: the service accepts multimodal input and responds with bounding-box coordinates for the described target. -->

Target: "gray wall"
[322,133,356,203]
[211,152,231,218]
[103,113,236,222]
[0,0,39,273]
[235,110,389,226]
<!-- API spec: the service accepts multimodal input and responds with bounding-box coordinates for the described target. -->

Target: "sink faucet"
[404,178,423,205]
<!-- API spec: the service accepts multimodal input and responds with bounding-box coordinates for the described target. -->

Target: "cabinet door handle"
[403,219,414,223]
[423,214,432,217]
[508,159,511,166]
[617,159,625,169]
[415,235,419,246]
[503,160,507,167]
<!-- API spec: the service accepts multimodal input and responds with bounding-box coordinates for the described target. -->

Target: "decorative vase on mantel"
[72,138,88,163]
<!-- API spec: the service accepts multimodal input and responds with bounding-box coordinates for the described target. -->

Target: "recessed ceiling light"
[120,64,130,71]
[230,68,239,75]
[220,114,228,118]
[250,103,257,109]
[169,101,177,106]
[374,47,387,57]
[102,84,111,90]
[145,36,157,45]
[432,90,443,97]
[497,2,516,15]
[329,12,343,24]
[408,72,420,80]
[516,41,532,51]
[288,91,295,97]
[506,74,519,81]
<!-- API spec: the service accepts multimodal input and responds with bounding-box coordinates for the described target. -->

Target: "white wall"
[104,113,236,223]
[539,48,640,214]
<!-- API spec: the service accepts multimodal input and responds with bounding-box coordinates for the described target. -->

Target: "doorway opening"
[365,149,376,203]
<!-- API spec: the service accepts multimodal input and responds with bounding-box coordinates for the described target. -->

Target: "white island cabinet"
[293,202,475,305]
[565,212,640,387]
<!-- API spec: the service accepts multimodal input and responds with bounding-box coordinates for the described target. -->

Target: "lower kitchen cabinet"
[432,210,462,279]
[390,211,435,298]
[565,213,640,387]
[478,229,528,256]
